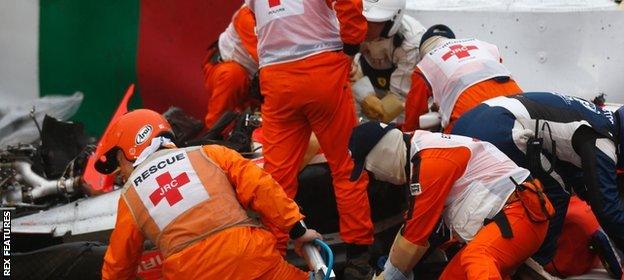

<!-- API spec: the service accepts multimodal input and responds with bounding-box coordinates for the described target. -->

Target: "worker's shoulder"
[200,144,231,152]
[198,144,241,160]
[418,145,471,169]
[399,15,426,49]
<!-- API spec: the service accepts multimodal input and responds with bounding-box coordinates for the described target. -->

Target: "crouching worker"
[349,122,554,279]
[98,109,319,279]
[403,24,522,132]
[202,4,259,128]
[452,92,624,275]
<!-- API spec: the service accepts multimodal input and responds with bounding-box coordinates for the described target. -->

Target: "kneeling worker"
[99,109,319,279]
[202,4,259,128]
[452,92,624,273]
[403,24,522,132]
[349,122,553,279]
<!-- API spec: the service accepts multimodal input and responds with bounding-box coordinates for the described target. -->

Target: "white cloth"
[417,38,511,127]
[246,0,343,67]
[133,136,174,167]
[352,77,376,103]
[359,15,426,100]
[128,147,210,231]
[365,128,407,185]
[409,130,529,241]
[218,9,258,77]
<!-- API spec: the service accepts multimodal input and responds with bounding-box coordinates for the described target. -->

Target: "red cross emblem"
[442,44,479,61]
[268,0,281,8]
[149,172,191,207]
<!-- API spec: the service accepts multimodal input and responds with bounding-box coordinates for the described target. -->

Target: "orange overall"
[255,0,374,251]
[544,196,601,277]
[403,147,548,279]
[101,145,308,280]
[202,6,258,128]
[403,69,522,132]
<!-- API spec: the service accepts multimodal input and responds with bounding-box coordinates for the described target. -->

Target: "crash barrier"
[408,8,624,103]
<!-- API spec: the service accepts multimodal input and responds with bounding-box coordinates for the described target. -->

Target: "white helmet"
[363,0,406,38]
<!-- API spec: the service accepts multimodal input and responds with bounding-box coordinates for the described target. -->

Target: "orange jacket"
[233,5,258,63]
[402,147,470,246]
[544,196,600,277]
[403,69,522,132]
[102,145,304,279]
[328,0,367,46]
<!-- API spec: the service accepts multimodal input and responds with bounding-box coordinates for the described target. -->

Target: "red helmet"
[94,109,173,174]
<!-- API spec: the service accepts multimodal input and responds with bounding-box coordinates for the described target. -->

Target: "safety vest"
[121,147,258,257]
[247,0,343,67]
[409,130,530,241]
[218,6,259,77]
[417,38,511,127]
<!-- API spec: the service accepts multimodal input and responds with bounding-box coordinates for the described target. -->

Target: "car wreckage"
[5,86,414,279]
[3,85,619,280]
[4,1,624,278]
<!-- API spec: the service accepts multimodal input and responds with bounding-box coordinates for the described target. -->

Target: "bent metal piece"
[303,241,335,280]
[13,161,78,201]
[300,220,335,280]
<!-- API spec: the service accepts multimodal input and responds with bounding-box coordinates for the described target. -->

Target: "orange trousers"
[439,201,548,280]
[202,61,252,128]
[544,196,600,277]
[444,79,522,133]
[260,51,374,251]
[162,227,308,280]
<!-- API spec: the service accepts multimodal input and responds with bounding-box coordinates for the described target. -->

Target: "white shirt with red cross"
[417,38,511,127]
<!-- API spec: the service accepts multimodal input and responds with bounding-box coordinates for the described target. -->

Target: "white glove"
[352,77,376,103]
[382,260,413,280]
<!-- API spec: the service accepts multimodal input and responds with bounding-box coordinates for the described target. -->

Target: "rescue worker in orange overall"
[403,24,523,132]
[349,122,553,280]
[202,4,259,128]
[245,0,375,278]
[98,109,320,280]
[349,0,425,124]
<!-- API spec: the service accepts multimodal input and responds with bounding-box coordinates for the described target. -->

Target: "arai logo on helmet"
[135,125,153,145]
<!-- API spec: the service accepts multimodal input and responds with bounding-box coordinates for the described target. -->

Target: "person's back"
[99,110,319,280]
[452,91,624,266]
[454,92,616,171]
[245,1,375,278]
[248,0,344,67]
[121,146,257,257]
[409,130,530,240]
[403,25,522,132]
[348,122,551,279]
[418,38,511,127]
